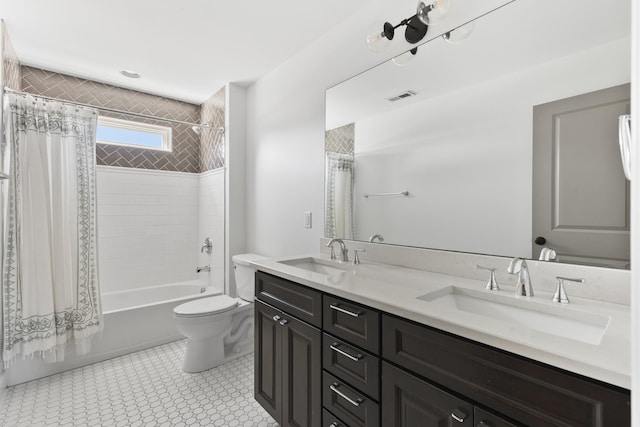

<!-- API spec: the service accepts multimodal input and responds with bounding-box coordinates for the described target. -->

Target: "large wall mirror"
[325,0,631,268]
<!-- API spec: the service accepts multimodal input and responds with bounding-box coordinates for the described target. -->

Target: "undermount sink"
[278,257,352,277]
[417,286,610,345]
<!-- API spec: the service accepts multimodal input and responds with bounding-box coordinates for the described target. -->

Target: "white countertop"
[251,254,631,389]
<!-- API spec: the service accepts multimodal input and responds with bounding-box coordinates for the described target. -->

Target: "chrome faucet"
[507,257,533,297]
[326,238,348,262]
[196,265,211,273]
[368,234,384,243]
[538,247,557,261]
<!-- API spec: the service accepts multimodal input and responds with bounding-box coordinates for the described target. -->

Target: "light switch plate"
[304,212,312,228]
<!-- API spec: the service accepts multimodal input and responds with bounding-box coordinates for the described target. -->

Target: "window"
[96,116,172,152]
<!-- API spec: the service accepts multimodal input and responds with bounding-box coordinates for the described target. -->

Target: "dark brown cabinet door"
[255,299,322,427]
[382,362,473,427]
[281,313,322,427]
[254,300,282,423]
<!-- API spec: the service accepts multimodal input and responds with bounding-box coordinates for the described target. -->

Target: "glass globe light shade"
[443,21,475,44]
[392,48,417,66]
[366,21,392,53]
[416,0,452,25]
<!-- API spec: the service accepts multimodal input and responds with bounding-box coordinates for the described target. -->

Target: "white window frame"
[96,116,173,152]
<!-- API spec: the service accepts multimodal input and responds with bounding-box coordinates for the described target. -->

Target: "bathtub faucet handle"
[201,238,213,254]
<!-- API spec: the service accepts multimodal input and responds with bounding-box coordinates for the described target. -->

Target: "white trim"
[96,164,225,179]
[631,0,639,423]
[200,167,225,178]
[96,164,199,179]
[97,116,172,152]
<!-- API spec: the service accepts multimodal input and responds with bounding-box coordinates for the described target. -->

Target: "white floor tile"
[0,341,277,427]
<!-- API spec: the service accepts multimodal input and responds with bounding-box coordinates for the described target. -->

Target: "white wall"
[353,38,630,258]
[98,166,226,293]
[198,169,225,289]
[245,0,511,257]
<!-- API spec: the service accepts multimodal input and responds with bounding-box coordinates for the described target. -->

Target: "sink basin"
[278,257,352,277]
[417,286,610,345]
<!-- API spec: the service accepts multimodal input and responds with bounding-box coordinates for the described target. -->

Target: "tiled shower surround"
[200,87,226,171]
[1,23,20,92]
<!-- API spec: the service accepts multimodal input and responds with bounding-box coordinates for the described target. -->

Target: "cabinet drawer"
[323,371,380,427]
[382,315,631,426]
[474,407,518,427]
[381,362,473,427]
[323,409,347,427]
[256,271,322,328]
[323,295,380,354]
[323,333,380,400]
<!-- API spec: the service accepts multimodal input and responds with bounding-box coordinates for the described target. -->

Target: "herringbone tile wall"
[325,123,355,155]
[2,23,21,91]
[21,66,201,173]
[200,87,225,171]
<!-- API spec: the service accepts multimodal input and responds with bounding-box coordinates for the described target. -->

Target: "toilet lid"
[173,295,239,316]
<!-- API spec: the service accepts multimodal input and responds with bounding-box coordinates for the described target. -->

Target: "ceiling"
[0,0,369,104]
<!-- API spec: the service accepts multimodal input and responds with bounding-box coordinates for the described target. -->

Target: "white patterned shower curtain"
[325,152,354,239]
[1,93,102,366]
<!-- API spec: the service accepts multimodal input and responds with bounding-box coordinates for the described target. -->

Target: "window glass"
[97,116,172,151]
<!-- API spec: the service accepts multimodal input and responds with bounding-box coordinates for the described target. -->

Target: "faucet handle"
[328,245,336,260]
[476,265,499,291]
[353,248,366,265]
[552,276,584,304]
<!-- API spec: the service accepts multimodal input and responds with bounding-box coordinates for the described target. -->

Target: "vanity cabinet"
[254,271,631,426]
[254,272,322,427]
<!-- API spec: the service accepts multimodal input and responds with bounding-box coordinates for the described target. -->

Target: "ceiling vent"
[387,90,417,102]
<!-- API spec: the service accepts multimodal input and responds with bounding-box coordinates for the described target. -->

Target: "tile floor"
[0,340,277,427]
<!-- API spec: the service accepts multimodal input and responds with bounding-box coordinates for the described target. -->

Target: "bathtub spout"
[196,265,211,273]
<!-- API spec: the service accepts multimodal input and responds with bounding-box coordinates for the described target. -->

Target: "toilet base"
[182,335,226,373]
[178,306,254,373]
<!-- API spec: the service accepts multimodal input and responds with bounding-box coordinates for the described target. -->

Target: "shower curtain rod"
[3,87,217,130]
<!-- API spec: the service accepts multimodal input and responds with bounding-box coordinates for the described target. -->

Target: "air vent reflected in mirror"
[387,90,417,102]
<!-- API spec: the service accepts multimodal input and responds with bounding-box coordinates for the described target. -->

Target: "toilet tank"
[232,254,267,302]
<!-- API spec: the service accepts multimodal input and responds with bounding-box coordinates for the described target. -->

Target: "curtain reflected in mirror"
[325,123,355,239]
[325,152,355,240]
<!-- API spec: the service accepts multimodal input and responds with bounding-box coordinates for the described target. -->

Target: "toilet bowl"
[173,253,265,373]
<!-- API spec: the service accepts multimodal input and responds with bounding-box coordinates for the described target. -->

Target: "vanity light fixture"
[366,0,452,53]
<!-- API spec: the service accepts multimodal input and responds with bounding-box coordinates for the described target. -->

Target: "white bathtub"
[5,281,221,386]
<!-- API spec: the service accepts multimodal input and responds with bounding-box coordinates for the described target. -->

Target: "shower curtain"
[1,93,102,366]
[325,152,354,239]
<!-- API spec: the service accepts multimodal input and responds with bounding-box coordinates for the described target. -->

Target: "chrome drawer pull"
[451,408,467,423]
[330,343,363,362]
[330,382,363,407]
[329,304,361,317]
[278,319,289,326]
[272,315,281,322]
[329,423,340,427]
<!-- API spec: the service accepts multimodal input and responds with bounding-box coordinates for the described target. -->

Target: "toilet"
[173,253,265,373]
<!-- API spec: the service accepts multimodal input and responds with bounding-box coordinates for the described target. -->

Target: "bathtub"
[5,281,221,386]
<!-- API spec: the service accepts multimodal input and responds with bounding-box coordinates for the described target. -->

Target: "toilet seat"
[174,295,239,318]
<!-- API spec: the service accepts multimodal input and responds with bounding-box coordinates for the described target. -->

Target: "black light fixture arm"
[378,3,434,45]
